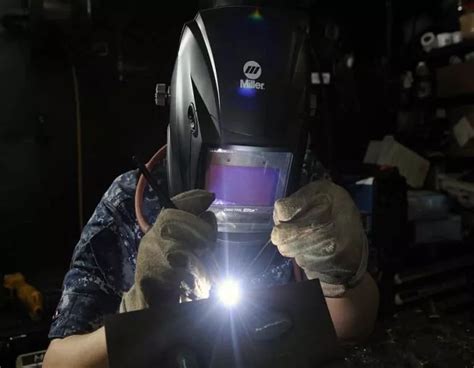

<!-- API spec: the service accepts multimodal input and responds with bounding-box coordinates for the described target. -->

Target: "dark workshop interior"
[1,0,474,367]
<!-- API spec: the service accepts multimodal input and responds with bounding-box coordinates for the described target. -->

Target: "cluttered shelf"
[395,21,474,304]
[349,133,474,318]
[391,240,474,308]
[420,37,474,63]
[409,26,474,107]
[346,159,474,368]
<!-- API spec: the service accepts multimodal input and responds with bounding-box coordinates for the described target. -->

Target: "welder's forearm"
[325,272,379,343]
[43,326,109,368]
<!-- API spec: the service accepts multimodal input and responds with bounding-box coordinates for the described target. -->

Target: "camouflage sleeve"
[48,171,141,339]
[48,226,123,338]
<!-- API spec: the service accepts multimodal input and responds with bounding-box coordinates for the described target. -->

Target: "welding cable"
[134,144,167,233]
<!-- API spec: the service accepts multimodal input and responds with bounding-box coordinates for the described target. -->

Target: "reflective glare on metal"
[217,279,241,307]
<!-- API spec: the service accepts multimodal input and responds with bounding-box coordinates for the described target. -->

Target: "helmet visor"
[204,147,293,233]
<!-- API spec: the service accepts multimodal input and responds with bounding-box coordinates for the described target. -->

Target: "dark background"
[1,0,474,366]
[0,1,200,276]
[1,0,450,277]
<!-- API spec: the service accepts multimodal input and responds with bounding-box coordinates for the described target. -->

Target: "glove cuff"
[119,284,149,313]
[320,235,369,298]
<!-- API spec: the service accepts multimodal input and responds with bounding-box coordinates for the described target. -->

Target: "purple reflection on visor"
[205,164,279,206]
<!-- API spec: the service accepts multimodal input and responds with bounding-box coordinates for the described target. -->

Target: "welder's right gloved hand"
[120,190,217,312]
[271,180,368,298]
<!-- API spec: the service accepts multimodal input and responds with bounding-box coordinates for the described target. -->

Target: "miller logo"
[243,61,262,79]
[240,60,265,90]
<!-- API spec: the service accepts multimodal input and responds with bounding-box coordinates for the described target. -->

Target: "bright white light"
[217,279,241,307]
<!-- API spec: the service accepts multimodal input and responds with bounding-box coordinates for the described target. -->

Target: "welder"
[43,3,379,367]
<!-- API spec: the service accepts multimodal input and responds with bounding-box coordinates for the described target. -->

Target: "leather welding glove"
[271,180,368,297]
[120,190,217,312]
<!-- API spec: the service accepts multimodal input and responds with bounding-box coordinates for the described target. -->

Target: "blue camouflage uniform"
[49,169,292,339]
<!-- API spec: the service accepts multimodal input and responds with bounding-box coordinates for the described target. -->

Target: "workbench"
[345,309,474,368]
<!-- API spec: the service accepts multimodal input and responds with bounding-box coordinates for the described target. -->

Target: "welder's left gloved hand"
[120,190,217,312]
[271,180,368,297]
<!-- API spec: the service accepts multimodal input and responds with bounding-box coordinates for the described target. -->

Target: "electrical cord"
[134,145,167,233]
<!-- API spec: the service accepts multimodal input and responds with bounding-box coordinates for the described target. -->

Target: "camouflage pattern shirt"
[48,170,292,338]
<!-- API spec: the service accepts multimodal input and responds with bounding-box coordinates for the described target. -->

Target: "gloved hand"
[120,190,217,312]
[271,180,368,297]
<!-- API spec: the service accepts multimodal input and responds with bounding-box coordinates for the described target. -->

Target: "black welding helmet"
[167,5,310,256]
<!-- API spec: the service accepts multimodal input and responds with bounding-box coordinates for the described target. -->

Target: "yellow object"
[4,273,43,321]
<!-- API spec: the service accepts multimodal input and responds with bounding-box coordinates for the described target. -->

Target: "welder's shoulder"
[83,170,141,231]
[101,169,140,207]
[71,170,142,293]
[47,171,144,339]
[77,167,164,266]
[96,167,164,227]
[86,168,143,253]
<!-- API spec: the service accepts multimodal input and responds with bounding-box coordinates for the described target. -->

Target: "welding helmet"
[167,6,311,253]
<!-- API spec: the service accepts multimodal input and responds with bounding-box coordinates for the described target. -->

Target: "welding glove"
[271,180,368,297]
[120,190,217,312]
